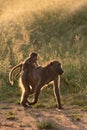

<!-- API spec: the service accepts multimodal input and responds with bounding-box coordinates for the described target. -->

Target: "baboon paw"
[23,104,32,108]
[28,105,32,108]
[21,103,29,108]
[58,106,63,109]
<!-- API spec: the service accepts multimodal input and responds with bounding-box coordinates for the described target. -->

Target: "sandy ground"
[0,103,87,130]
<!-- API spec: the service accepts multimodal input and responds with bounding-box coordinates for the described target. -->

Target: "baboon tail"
[9,71,14,85]
[9,63,23,85]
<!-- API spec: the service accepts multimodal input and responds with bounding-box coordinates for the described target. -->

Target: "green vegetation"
[0,0,87,108]
[37,120,58,130]
[71,114,82,121]
[5,111,18,120]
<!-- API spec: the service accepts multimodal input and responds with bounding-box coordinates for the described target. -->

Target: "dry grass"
[0,0,87,25]
[0,0,87,108]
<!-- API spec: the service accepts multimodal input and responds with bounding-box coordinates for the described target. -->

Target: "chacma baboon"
[23,52,39,72]
[9,60,64,109]
[9,52,39,84]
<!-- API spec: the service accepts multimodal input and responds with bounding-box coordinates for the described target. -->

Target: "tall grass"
[0,0,87,106]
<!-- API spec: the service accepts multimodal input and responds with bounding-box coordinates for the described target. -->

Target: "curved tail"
[9,63,23,85]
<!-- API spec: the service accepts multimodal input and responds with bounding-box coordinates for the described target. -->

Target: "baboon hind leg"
[20,77,30,107]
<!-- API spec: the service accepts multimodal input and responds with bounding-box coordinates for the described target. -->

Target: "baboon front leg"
[54,77,62,109]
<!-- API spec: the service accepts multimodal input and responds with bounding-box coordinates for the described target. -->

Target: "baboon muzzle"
[59,69,64,75]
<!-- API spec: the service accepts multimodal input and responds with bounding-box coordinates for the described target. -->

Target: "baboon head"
[50,61,64,75]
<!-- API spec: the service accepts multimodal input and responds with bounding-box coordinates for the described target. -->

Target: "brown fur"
[9,60,64,109]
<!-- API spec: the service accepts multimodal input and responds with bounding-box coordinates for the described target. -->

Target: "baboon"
[9,60,64,109]
[9,52,39,85]
[9,52,39,107]
[22,52,39,71]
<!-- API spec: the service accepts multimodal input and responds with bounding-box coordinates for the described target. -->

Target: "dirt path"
[0,103,87,130]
